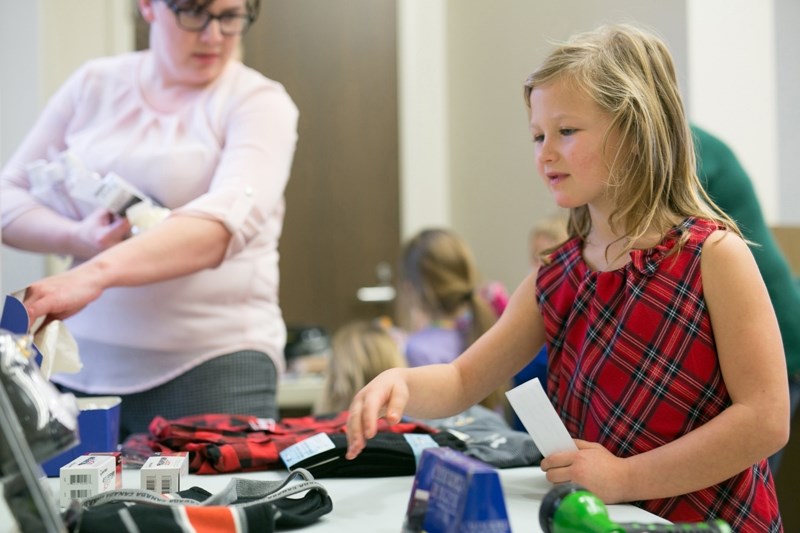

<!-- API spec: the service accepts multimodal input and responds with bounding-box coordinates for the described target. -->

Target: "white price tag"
[505,378,577,457]
[279,433,336,469]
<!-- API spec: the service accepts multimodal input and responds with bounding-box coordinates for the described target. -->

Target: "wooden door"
[243,0,400,334]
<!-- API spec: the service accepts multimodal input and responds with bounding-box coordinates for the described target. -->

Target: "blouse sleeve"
[172,75,299,258]
[0,63,87,227]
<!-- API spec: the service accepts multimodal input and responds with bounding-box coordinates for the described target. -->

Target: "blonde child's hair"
[530,212,570,265]
[396,228,497,347]
[531,212,569,242]
[523,24,741,258]
[314,320,407,415]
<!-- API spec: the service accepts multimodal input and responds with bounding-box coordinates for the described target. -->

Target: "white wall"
[774,0,800,224]
[1,1,46,295]
[687,0,778,223]
[397,0,450,239]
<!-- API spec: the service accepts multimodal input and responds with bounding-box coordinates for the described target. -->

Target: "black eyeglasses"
[163,1,254,36]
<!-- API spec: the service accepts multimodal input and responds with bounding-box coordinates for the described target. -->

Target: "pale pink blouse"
[0,51,299,393]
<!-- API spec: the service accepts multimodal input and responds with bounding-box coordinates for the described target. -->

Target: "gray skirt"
[61,350,278,440]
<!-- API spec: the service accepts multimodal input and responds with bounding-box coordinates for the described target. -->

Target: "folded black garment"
[290,431,467,478]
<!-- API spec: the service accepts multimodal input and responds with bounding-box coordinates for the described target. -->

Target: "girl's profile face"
[528,77,621,214]
[146,0,247,87]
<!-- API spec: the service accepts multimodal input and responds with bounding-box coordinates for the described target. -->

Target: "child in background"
[346,24,788,530]
[528,212,569,271]
[395,228,508,411]
[314,320,407,415]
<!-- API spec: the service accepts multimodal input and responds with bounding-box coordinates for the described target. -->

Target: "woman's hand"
[345,368,410,459]
[540,439,631,504]
[23,264,106,326]
[70,208,131,260]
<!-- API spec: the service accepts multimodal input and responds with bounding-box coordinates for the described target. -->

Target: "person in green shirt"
[693,124,800,472]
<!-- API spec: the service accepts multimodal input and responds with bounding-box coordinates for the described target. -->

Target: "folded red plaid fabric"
[122,412,440,474]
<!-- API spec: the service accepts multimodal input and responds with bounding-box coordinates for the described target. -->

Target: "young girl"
[528,212,569,272]
[396,228,500,368]
[395,228,509,411]
[346,24,789,530]
[314,320,407,415]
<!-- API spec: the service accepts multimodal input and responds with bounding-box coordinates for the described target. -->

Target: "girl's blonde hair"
[396,228,497,347]
[530,212,570,265]
[314,320,406,414]
[523,24,740,256]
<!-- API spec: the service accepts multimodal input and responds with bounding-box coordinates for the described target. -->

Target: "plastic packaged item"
[0,329,79,474]
[25,150,171,234]
[125,201,171,235]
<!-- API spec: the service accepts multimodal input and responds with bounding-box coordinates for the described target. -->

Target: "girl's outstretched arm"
[346,271,546,459]
[543,230,790,503]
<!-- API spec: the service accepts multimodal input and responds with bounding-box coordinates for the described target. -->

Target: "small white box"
[59,454,118,508]
[140,452,189,494]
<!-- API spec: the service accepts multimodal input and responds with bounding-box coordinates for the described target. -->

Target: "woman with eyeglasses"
[0,0,298,439]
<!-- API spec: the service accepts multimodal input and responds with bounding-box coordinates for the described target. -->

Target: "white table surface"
[46,465,669,531]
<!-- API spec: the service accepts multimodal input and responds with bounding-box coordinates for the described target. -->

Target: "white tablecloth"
[46,465,669,531]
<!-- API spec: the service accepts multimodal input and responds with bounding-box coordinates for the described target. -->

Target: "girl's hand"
[540,439,631,504]
[71,208,131,259]
[345,368,410,459]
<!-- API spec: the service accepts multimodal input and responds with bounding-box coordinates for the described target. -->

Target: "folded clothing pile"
[122,411,456,476]
[63,468,332,533]
[122,406,540,478]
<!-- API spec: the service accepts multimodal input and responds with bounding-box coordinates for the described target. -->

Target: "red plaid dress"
[538,217,782,532]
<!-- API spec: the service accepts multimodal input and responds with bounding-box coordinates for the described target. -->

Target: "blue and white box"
[403,447,510,533]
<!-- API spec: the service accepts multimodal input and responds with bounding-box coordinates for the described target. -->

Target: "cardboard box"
[93,451,122,489]
[41,396,121,477]
[140,452,189,494]
[59,453,118,508]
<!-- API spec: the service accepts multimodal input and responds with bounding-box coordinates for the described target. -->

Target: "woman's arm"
[2,59,136,259]
[3,206,131,259]
[542,230,790,503]
[346,271,546,458]
[23,213,230,324]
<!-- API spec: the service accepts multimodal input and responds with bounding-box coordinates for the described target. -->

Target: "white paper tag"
[505,377,577,457]
[279,432,336,469]
[403,433,439,466]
